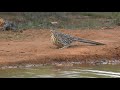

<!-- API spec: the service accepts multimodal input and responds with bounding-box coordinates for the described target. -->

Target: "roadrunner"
[50,29,105,49]
[50,22,105,49]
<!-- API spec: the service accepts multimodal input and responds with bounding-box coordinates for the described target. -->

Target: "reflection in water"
[80,70,120,78]
[0,64,120,78]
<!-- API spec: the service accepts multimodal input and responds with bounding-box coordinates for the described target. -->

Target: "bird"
[50,22,105,49]
[50,29,105,49]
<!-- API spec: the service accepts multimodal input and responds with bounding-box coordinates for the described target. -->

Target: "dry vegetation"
[0,12,120,30]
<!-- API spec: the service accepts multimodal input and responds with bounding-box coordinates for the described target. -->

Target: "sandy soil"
[0,28,120,67]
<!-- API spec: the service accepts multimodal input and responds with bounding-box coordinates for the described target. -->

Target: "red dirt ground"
[0,28,120,67]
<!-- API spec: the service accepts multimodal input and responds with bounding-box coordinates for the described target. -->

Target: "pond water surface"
[0,64,120,78]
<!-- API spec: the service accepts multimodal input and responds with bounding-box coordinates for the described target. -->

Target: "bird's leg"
[59,45,70,49]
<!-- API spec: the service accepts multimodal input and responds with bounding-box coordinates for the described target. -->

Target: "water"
[0,64,120,78]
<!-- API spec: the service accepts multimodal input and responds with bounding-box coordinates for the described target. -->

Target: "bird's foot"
[59,45,70,49]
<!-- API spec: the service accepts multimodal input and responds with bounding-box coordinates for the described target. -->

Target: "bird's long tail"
[74,37,105,45]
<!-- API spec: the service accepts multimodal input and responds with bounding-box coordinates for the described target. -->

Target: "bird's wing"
[56,32,74,45]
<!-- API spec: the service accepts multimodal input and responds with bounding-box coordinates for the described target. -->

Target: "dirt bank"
[0,28,120,67]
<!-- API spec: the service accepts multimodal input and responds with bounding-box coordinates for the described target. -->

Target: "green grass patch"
[0,12,120,30]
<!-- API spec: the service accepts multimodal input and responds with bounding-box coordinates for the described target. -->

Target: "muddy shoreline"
[0,59,120,69]
[0,28,120,68]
